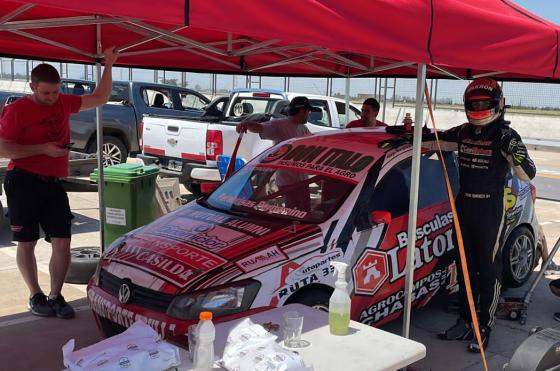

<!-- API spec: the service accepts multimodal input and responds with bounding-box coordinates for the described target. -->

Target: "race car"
[87,127,541,342]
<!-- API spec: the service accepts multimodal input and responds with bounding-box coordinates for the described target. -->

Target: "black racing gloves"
[378,133,413,149]
[501,133,528,166]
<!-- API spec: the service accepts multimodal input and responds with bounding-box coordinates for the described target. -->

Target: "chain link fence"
[2,57,560,113]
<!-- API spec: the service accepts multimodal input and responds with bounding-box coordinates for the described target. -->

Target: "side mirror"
[371,211,391,225]
[200,182,220,194]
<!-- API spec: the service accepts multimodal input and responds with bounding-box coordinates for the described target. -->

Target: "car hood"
[102,202,322,292]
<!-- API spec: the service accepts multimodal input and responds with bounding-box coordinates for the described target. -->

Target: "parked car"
[87,127,542,341]
[139,88,361,195]
[0,79,210,165]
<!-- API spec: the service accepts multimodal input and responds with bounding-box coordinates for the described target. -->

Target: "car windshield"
[203,164,356,223]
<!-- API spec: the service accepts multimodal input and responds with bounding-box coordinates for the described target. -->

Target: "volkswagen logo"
[118,282,132,304]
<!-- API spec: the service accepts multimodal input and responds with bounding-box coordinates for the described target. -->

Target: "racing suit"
[425,118,536,328]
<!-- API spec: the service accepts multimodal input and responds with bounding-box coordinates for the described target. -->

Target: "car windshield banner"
[258,137,376,183]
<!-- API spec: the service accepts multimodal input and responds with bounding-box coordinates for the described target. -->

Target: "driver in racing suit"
[425,78,536,353]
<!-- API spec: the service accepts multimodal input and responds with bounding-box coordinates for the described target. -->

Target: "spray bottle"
[329,261,351,335]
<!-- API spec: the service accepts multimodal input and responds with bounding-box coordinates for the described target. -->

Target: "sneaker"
[468,325,491,353]
[437,318,473,341]
[545,262,560,275]
[48,295,75,319]
[553,312,560,322]
[28,293,55,317]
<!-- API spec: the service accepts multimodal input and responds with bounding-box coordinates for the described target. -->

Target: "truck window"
[308,100,332,127]
[179,92,207,111]
[335,101,361,127]
[142,88,173,109]
[229,97,277,117]
[61,82,93,96]
[109,84,130,103]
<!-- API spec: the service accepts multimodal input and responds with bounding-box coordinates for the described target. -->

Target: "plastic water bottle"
[193,311,215,371]
[329,261,351,335]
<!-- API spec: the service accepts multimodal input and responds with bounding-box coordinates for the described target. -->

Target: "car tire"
[285,286,332,312]
[502,226,535,288]
[65,246,101,284]
[88,136,128,166]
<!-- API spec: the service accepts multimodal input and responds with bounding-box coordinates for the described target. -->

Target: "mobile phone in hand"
[60,142,74,149]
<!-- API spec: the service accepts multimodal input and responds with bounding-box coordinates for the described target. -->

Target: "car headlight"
[167,280,260,320]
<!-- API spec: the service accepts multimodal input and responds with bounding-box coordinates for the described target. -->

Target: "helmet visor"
[464,92,499,112]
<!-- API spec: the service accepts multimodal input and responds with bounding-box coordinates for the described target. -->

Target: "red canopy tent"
[0,0,558,346]
[0,0,558,81]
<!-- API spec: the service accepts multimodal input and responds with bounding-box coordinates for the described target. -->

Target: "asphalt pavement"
[0,149,560,370]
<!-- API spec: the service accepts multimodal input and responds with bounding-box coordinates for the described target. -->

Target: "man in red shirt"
[346,98,388,128]
[0,48,118,319]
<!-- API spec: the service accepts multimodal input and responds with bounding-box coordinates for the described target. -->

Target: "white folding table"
[177,303,426,371]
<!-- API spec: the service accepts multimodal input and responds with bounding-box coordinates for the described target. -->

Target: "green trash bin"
[90,163,159,247]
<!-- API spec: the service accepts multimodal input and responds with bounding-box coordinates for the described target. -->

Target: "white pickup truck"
[139,88,361,195]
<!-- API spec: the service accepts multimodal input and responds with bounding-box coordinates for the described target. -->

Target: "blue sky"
[512,0,560,24]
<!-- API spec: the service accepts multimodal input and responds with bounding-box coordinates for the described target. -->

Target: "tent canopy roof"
[0,0,558,82]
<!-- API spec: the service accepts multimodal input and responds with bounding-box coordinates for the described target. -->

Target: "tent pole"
[95,21,105,251]
[402,63,426,339]
[382,77,388,122]
[344,76,350,125]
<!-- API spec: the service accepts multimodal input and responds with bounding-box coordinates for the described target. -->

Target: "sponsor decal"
[187,209,277,237]
[235,245,287,272]
[131,237,226,271]
[386,213,454,284]
[88,290,177,338]
[353,250,389,295]
[359,265,452,325]
[10,225,23,232]
[105,244,198,287]
[271,250,343,302]
[145,217,253,252]
[218,194,308,219]
[259,139,375,182]
[460,144,492,157]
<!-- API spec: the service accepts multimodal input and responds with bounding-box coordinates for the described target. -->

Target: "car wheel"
[65,246,101,284]
[285,286,332,312]
[502,226,535,288]
[88,136,128,166]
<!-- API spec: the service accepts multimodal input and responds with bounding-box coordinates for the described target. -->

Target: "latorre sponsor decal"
[235,245,287,272]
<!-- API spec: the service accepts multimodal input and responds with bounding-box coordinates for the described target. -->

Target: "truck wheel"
[88,136,128,166]
[65,246,101,284]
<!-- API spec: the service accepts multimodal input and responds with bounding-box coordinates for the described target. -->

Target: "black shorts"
[3,169,73,242]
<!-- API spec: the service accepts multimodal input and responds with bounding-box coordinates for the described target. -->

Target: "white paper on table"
[220,318,313,371]
[62,320,181,371]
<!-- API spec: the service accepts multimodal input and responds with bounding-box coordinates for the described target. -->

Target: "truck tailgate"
[142,116,208,163]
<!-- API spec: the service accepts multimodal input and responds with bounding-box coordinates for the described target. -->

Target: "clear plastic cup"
[283,311,304,348]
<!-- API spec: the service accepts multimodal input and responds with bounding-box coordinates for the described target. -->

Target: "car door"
[350,151,459,327]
